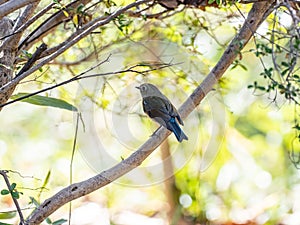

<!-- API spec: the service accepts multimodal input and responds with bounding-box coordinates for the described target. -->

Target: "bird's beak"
[135,86,140,89]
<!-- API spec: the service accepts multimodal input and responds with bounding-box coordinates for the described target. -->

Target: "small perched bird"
[136,83,188,142]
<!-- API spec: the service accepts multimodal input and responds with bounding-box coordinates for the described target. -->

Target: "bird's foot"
[150,126,161,138]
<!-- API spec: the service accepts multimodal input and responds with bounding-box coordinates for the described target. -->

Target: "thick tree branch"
[13,2,40,30]
[0,2,40,107]
[14,2,55,34]
[0,0,40,20]
[0,0,10,6]
[0,17,15,107]
[1,1,57,47]
[25,1,275,224]
[18,0,92,51]
[6,2,40,48]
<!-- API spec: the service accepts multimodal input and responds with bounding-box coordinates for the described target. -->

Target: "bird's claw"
[150,126,161,137]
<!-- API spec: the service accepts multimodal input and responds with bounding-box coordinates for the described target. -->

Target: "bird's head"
[136,83,163,98]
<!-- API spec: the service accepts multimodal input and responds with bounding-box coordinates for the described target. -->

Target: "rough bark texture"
[0,0,40,20]
[0,17,16,107]
[0,0,11,6]
[25,1,275,224]
[19,0,92,51]
[0,2,40,108]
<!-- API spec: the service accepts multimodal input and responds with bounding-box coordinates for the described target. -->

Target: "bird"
[136,83,188,142]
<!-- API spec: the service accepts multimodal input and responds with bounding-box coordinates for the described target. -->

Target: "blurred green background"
[0,1,299,224]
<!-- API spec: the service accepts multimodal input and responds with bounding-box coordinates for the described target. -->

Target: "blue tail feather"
[168,118,188,142]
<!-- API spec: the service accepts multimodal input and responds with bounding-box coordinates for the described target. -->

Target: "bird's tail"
[167,118,188,142]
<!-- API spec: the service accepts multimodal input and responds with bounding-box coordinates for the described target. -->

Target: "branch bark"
[0,2,40,107]
[25,1,275,224]
[8,1,41,48]
[16,43,47,77]
[0,17,15,108]
[0,0,40,20]
[18,0,92,51]
[0,0,10,6]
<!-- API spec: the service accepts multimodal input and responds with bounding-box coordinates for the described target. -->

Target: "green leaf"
[46,217,52,224]
[52,219,68,225]
[0,212,16,220]
[38,170,51,200]
[42,170,51,189]
[11,191,19,199]
[293,124,300,131]
[281,61,289,67]
[257,86,265,91]
[9,183,16,191]
[21,50,32,58]
[1,189,9,195]
[281,68,289,76]
[77,3,85,13]
[10,93,78,112]
[238,62,248,71]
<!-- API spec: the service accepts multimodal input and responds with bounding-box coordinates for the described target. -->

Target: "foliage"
[0,0,299,224]
[10,93,78,111]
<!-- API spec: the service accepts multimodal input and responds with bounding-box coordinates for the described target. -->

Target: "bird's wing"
[143,96,184,125]
[143,96,170,119]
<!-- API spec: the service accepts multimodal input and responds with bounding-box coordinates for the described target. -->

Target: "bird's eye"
[141,86,147,92]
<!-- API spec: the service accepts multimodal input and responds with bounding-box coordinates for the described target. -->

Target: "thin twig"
[0,60,175,109]
[16,43,47,76]
[0,54,111,108]
[0,170,25,224]
[68,112,80,225]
